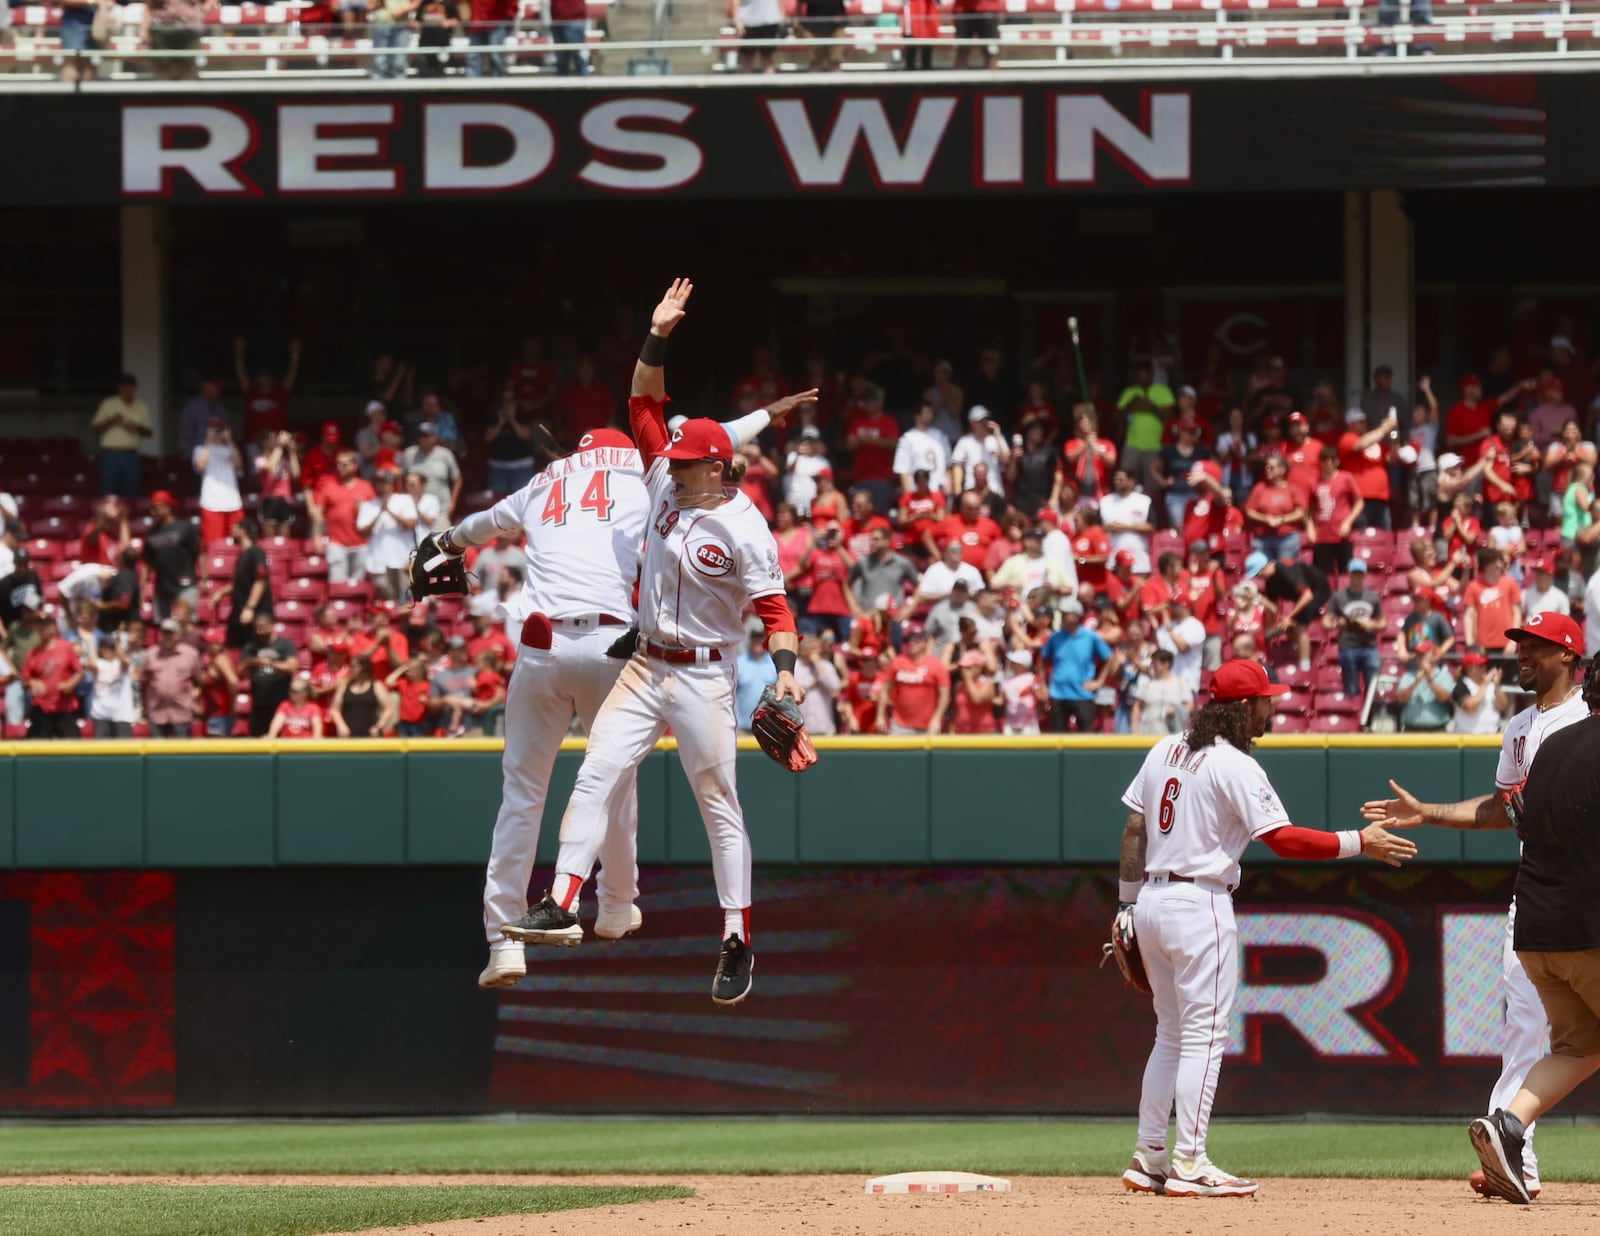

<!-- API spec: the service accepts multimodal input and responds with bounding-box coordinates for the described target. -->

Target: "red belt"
[643,639,722,665]
[520,613,627,650]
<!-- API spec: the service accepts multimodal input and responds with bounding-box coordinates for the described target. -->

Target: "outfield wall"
[0,735,1518,868]
[4,737,1540,1117]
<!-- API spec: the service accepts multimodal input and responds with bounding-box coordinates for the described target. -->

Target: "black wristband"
[639,332,668,367]
[772,649,797,675]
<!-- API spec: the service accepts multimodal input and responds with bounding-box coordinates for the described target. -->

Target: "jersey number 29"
[1157,777,1181,834]
[540,473,614,526]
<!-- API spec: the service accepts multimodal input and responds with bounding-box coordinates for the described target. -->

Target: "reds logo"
[690,540,733,577]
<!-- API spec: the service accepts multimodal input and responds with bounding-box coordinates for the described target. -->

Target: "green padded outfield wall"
[0,733,1518,869]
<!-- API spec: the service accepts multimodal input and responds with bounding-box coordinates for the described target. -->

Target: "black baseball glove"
[750,685,819,772]
[407,531,469,599]
[1101,903,1152,995]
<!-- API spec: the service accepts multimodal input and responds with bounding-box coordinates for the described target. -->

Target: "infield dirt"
[10,1174,1600,1235]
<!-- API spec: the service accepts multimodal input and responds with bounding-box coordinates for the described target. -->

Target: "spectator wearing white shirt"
[1155,594,1207,699]
[1038,508,1079,594]
[57,562,118,611]
[88,637,135,738]
[992,527,1074,598]
[193,418,244,545]
[894,404,952,495]
[913,540,984,608]
[357,467,420,600]
[1522,556,1570,618]
[1448,651,1509,734]
[405,471,442,545]
[1098,467,1154,575]
[950,406,1010,495]
[796,635,841,735]
[784,427,831,516]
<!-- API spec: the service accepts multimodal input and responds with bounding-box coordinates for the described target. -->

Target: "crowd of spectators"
[6,318,1600,742]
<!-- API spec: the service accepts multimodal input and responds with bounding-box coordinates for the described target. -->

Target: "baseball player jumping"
[1116,658,1414,1197]
[504,278,818,1006]
[1363,609,1587,1200]
[418,427,652,990]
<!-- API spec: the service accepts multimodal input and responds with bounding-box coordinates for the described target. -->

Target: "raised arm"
[1361,779,1510,831]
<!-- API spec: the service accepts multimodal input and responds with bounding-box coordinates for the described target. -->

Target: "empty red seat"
[1276,689,1314,716]
[1310,713,1362,734]
[1317,690,1363,715]
[281,578,326,603]
[327,580,372,602]
[23,537,63,561]
[1271,713,1311,734]
[291,554,328,578]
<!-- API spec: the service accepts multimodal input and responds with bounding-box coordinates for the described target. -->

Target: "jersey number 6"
[1157,777,1181,834]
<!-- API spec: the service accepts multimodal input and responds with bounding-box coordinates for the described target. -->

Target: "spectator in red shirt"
[1479,408,1533,515]
[877,624,951,734]
[1061,405,1118,506]
[80,497,130,568]
[255,430,302,540]
[1179,460,1243,557]
[841,488,892,559]
[1464,547,1522,658]
[301,421,342,495]
[267,678,324,740]
[842,384,900,516]
[308,450,375,586]
[350,606,410,682]
[952,0,1000,68]
[950,649,999,735]
[308,636,350,718]
[1337,405,1398,530]
[553,354,616,445]
[466,611,513,671]
[841,649,889,734]
[1445,373,1535,456]
[1071,508,1112,593]
[197,626,237,738]
[22,610,82,739]
[931,491,1002,570]
[374,420,405,476]
[471,650,507,716]
[506,336,556,418]
[1279,411,1323,510]
[1178,538,1227,669]
[1310,445,1363,577]
[233,336,300,442]
[385,655,435,738]
[1137,551,1183,629]
[798,523,861,642]
[1244,452,1306,563]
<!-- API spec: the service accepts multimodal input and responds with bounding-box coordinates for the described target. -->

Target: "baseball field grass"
[0,1183,690,1236]
[3,1118,1600,1181]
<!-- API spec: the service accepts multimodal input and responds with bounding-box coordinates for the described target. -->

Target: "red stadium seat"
[291,554,328,578]
[281,578,327,604]
[1275,689,1314,716]
[327,580,372,603]
[23,537,63,561]
[1313,664,1345,691]
[1309,713,1362,734]
[1271,714,1311,734]
[1317,690,1363,715]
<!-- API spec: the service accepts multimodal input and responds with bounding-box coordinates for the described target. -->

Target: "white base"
[866,1171,1012,1194]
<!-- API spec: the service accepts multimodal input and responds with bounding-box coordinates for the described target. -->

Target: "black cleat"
[1468,1110,1531,1204]
[711,934,754,1006]
[500,894,582,946]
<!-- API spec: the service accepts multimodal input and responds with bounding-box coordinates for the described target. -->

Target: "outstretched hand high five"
[651,278,694,337]
[1360,779,1426,829]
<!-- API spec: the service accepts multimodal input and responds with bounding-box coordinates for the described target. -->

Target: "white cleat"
[1121,1145,1170,1195]
[594,904,643,940]
[1163,1155,1259,1198]
[477,947,526,989]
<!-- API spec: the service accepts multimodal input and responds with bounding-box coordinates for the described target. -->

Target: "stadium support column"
[1367,190,1414,424]
[1343,191,1366,408]
[120,204,169,456]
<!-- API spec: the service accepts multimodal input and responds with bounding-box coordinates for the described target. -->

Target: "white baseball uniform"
[1122,733,1291,1160]
[1487,688,1586,1175]
[551,396,790,937]
[451,435,651,947]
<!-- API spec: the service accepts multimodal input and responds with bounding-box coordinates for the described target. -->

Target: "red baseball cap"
[1034,507,1060,528]
[660,418,733,463]
[1174,416,1201,433]
[380,420,402,436]
[1209,658,1291,703]
[1459,374,1482,391]
[149,489,176,507]
[1461,651,1488,667]
[1114,549,1136,568]
[1529,556,1555,575]
[1507,610,1585,655]
[202,626,225,644]
[320,420,340,442]
[1287,411,1309,425]
[576,428,634,452]
[1188,459,1222,484]
[1416,588,1444,609]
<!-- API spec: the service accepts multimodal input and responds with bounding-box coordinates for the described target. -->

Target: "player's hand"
[1360,778,1426,829]
[650,278,693,337]
[1359,823,1418,867]
[766,389,821,428]
[773,669,806,705]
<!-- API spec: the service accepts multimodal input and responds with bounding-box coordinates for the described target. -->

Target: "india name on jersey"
[1497,689,1588,789]
[639,457,786,649]
[1122,734,1292,890]
[479,445,648,623]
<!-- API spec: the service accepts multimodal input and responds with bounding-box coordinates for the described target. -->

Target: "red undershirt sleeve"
[629,395,671,460]
[752,594,797,641]
[1260,825,1341,860]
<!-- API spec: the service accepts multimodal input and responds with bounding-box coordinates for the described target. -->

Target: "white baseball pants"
[1492,905,1549,1171]
[482,622,639,943]
[1134,879,1238,1161]
[555,654,751,912]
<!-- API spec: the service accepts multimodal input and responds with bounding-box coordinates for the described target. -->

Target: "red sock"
[552,874,582,910]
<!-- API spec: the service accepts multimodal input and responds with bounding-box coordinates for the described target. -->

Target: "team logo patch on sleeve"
[690,539,734,577]
[1257,785,1280,814]
[765,548,781,581]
